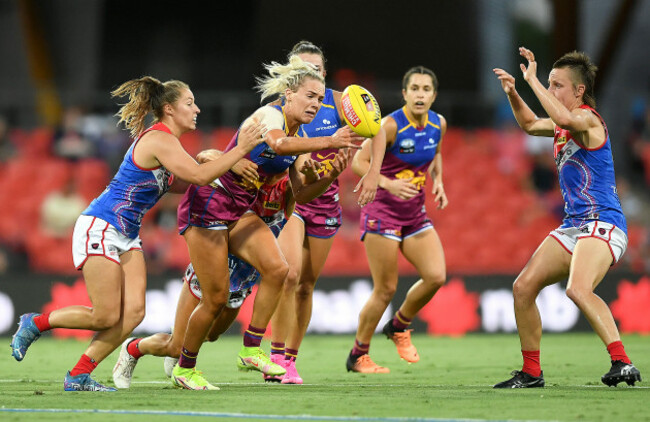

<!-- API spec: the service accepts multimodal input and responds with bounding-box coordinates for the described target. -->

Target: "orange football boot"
[346,354,390,373]
[383,321,419,363]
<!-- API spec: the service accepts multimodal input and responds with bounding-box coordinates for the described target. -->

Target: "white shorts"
[72,215,143,269]
[549,221,627,264]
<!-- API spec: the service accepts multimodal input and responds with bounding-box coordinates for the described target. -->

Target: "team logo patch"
[91,243,99,249]
[399,139,415,154]
[599,228,606,235]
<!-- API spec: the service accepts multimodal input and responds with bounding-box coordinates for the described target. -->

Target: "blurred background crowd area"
[0,0,649,277]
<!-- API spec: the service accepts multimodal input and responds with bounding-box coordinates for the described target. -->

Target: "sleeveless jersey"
[83,122,173,238]
[363,107,441,225]
[553,105,627,234]
[214,105,303,212]
[295,88,343,214]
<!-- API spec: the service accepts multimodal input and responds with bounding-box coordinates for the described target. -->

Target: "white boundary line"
[0,408,548,422]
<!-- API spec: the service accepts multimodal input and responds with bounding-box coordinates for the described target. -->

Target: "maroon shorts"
[292,207,342,239]
[177,184,251,234]
[360,212,433,242]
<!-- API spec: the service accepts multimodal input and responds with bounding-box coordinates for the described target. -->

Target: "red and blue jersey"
[553,105,627,234]
[83,122,173,238]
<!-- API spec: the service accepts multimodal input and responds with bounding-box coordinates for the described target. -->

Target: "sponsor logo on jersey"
[313,124,338,132]
[263,200,281,211]
[259,148,277,159]
[399,139,415,154]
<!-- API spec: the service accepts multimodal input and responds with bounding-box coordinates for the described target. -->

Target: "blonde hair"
[111,76,190,138]
[255,55,324,102]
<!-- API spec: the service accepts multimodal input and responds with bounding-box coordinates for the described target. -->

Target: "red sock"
[606,341,631,364]
[33,313,51,332]
[521,350,541,377]
[69,354,98,376]
[127,338,144,359]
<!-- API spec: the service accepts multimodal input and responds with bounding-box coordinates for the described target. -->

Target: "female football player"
[265,41,387,384]
[10,76,265,391]
[492,47,641,388]
[347,66,448,373]
[169,56,364,390]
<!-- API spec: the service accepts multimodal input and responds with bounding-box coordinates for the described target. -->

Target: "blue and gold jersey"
[295,88,344,213]
[363,107,442,225]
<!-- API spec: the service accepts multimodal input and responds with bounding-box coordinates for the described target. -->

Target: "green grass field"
[0,333,648,422]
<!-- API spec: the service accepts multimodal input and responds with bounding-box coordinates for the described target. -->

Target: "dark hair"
[553,51,598,108]
[288,40,326,69]
[111,76,189,138]
[402,66,438,92]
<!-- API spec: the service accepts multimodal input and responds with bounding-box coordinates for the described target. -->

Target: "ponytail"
[111,76,189,138]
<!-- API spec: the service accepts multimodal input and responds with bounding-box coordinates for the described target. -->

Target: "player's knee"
[91,310,120,330]
[422,272,446,290]
[262,260,289,286]
[512,276,538,301]
[283,267,301,291]
[565,285,588,306]
[374,286,397,304]
[201,294,228,315]
[295,280,316,301]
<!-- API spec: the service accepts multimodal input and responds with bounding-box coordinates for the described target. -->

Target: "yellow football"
[341,85,381,138]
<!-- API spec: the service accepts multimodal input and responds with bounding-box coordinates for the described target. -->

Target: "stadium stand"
[1,125,647,275]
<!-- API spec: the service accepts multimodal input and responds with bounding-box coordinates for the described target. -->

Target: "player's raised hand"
[327,148,353,180]
[299,158,322,181]
[492,68,516,96]
[519,47,538,82]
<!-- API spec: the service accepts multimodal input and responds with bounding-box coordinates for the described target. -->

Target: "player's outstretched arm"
[493,65,553,137]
